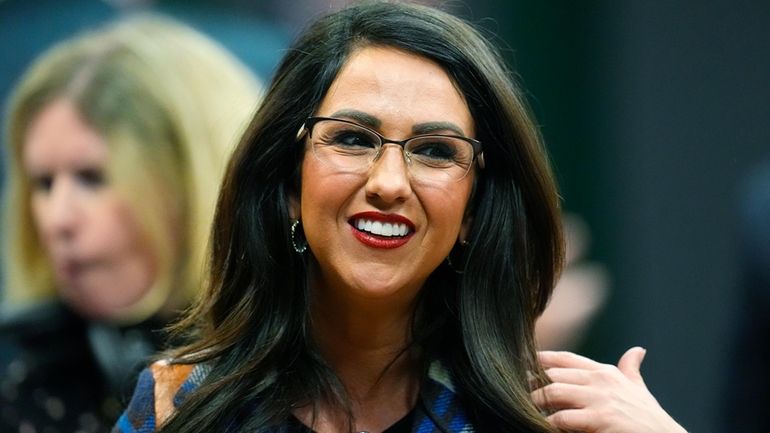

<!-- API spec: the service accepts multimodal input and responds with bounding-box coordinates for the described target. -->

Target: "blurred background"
[1,1,768,432]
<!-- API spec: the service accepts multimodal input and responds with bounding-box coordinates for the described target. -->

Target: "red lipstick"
[348,211,415,249]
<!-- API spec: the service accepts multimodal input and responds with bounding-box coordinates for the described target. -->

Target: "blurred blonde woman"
[0,15,261,432]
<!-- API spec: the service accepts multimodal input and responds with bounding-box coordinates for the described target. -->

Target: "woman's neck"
[301,280,421,432]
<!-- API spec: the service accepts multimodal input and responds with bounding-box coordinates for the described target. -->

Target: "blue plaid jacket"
[113,360,475,433]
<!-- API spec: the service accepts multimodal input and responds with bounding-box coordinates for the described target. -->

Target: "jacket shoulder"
[112,361,201,432]
[150,361,195,425]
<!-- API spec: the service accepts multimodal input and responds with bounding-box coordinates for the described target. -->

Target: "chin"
[346,272,424,301]
[59,286,137,322]
[65,299,115,320]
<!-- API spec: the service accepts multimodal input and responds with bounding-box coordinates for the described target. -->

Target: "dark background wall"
[598,2,769,432]
[468,2,770,432]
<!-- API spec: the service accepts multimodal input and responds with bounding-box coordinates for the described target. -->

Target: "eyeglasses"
[296,117,484,184]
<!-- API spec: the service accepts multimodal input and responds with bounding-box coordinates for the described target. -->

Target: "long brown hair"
[162,2,563,432]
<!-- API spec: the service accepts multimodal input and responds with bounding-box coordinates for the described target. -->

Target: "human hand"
[531,347,687,433]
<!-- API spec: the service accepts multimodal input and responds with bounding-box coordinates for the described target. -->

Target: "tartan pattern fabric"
[112,360,474,433]
[114,368,156,433]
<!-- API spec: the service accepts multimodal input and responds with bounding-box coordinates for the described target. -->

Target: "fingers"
[545,409,593,432]
[617,346,647,385]
[533,347,682,433]
[531,382,592,410]
[538,350,606,370]
[543,367,593,386]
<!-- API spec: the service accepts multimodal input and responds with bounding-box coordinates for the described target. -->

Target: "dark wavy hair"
[160,2,564,432]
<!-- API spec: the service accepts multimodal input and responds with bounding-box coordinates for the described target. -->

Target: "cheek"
[299,173,373,274]
[425,181,473,231]
[298,157,353,229]
[94,199,148,257]
[29,195,46,231]
[300,179,343,248]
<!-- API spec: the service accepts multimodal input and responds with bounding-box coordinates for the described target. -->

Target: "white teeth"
[353,219,410,237]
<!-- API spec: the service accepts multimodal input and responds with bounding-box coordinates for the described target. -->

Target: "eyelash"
[30,169,106,192]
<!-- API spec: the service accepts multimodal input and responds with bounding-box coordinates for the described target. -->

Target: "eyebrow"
[329,109,381,129]
[412,121,466,137]
[329,109,468,137]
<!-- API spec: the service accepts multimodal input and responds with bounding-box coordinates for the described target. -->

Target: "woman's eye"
[333,131,376,148]
[77,168,106,188]
[32,175,53,192]
[411,141,457,160]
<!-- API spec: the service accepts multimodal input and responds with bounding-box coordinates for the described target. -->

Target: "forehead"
[316,46,475,137]
[23,98,108,169]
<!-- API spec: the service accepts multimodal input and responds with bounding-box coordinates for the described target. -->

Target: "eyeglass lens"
[309,119,475,183]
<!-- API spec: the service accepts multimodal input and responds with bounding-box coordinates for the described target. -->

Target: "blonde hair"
[2,14,261,322]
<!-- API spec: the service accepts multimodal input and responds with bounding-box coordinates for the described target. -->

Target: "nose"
[37,178,81,242]
[364,144,413,205]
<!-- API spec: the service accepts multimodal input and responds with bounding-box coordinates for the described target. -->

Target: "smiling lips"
[349,211,415,249]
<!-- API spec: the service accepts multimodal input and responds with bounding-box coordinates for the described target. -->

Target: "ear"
[288,192,301,220]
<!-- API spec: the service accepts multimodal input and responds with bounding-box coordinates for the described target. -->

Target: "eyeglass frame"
[295,116,486,176]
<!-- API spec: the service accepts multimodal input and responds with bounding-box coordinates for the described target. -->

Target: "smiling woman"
[114,2,687,433]
[296,47,476,304]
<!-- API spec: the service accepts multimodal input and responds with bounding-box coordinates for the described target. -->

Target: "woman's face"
[23,98,157,320]
[297,46,476,304]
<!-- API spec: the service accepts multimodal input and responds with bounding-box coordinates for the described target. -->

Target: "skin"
[23,98,158,320]
[533,348,688,433]
[291,46,476,432]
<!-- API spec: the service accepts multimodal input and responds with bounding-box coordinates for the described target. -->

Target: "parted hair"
[162,2,563,432]
[2,14,261,322]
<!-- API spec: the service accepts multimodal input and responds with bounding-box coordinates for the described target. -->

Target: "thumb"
[617,346,647,385]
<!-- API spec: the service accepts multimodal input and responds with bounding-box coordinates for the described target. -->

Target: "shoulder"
[113,360,210,432]
[0,301,86,364]
[418,359,475,432]
[113,367,158,432]
[0,300,91,388]
[0,302,116,430]
[0,300,80,336]
[151,360,212,423]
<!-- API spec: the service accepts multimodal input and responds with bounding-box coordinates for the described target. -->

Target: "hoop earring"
[291,219,308,254]
[445,239,469,274]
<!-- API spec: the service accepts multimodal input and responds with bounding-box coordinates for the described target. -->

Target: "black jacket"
[0,300,165,433]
